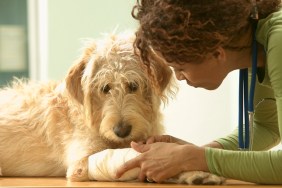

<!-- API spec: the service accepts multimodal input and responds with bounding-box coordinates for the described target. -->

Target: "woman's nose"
[175,71,186,81]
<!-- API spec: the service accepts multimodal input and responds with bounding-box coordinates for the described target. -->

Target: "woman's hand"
[145,135,191,145]
[115,141,208,183]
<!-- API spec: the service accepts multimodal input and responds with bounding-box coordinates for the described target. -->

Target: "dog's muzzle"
[113,122,132,138]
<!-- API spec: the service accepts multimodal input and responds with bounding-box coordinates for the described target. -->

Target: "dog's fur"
[0,32,225,185]
[0,32,174,181]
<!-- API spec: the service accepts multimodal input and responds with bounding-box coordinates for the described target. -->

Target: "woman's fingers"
[146,135,172,144]
[115,155,141,178]
[146,136,156,144]
[116,142,150,178]
[131,141,151,153]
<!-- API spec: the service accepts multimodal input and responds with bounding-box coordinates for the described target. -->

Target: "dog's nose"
[113,122,132,138]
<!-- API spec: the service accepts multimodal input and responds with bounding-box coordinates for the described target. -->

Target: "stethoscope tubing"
[238,22,258,150]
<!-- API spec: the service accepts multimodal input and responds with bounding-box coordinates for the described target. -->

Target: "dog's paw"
[67,158,89,182]
[176,171,225,185]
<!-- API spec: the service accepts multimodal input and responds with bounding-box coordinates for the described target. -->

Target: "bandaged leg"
[88,148,225,185]
[88,148,140,181]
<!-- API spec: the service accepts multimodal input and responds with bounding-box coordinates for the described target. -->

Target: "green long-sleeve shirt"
[206,10,282,184]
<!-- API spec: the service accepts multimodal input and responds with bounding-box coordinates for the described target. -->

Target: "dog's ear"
[65,44,96,104]
[144,50,178,103]
[65,59,87,104]
[149,52,174,93]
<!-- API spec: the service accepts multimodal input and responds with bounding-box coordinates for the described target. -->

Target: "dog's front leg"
[168,171,225,185]
[66,156,89,182]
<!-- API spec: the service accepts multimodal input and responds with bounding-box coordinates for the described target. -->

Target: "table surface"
[0,177,281,188]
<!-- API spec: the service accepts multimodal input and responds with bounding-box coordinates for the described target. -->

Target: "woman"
[116,0,282,184]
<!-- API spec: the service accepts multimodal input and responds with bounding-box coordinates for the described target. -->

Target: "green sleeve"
[266,11,282,144]
[207,10,282,184]
[206,148,282,184]
[216,79,280,151]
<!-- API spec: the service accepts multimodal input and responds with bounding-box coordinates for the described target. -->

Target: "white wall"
[162,71,238,145]
[36,0,238,146]
[47,0,138,80]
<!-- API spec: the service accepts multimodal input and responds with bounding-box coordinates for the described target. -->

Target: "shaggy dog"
[0,32,174,181]
[0,32,224,185]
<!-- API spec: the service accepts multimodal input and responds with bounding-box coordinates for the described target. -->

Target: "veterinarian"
[116,0,282,184]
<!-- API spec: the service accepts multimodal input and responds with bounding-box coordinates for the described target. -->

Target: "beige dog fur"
[0,32,224,185]
[0,32,174,181]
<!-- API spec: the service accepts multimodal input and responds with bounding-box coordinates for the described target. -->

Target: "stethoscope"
[238,14,258,150]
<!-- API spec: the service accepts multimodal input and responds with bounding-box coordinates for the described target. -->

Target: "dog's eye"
[101,84,111,94]
[128,82,138,93]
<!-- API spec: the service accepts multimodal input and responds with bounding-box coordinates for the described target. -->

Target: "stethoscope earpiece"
[250,0,259,20]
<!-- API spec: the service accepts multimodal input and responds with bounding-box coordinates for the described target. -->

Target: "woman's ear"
[213,47,226,62]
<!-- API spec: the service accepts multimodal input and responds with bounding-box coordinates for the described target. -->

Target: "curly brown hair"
[132,0,281,68]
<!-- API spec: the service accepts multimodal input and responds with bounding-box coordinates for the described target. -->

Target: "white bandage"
[88,148,140,181]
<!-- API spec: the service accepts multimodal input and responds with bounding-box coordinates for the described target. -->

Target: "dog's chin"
[100,134,148,149]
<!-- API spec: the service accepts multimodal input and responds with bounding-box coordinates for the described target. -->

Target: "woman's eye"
[128,82,138,93]
[101,84,111,94]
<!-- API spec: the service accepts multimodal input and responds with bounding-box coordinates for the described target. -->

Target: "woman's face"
[167,50,229,90]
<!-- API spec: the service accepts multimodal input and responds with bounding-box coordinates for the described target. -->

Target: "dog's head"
[65,32,176,147]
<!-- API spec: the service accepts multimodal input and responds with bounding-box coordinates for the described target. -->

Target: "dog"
[0,32,174,181]
[0,31,224,185]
